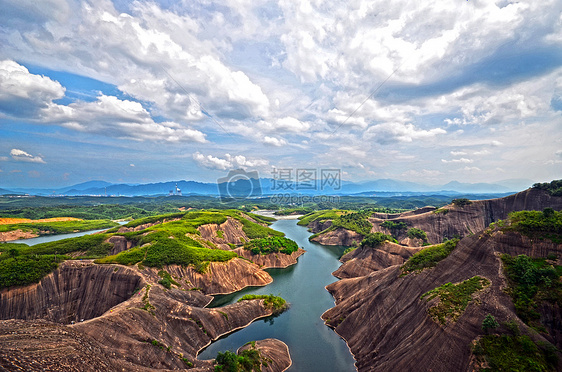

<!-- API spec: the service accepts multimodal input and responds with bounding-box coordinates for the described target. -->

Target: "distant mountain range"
[0,177,535,197]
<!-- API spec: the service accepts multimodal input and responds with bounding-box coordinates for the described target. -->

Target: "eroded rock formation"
[322,230,562,372]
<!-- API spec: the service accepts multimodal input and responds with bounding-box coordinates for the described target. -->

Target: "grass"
[0,219,117,235]
[239,217,284,239]
[501,254,562,331]
[401,239,459,275]
[238,294,288,314]
[421,276,490,325]
[243,237,298,255]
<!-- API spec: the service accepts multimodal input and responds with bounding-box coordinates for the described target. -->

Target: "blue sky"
[0,0,561,189]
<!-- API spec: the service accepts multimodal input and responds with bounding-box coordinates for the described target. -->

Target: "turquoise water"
[198,219,356,372]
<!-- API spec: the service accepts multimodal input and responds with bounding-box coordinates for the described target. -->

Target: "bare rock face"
[0,319,117,371]
[333,242,422,279]
[322,231,562,372]
[233,248,306,269]
[197,217,249,248]
[369,188,562,245]
[0,261,143,323]
[158,258,273,295]
[310,227,363,246]
[74,285,278,370]
[0,229,38,242]
[237,339,292,372]
[106,235,134,255]
[307,220,333,233]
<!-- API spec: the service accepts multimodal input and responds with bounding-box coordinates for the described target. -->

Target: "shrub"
[0,255,65,289]
[407,227,428,241]
[360,232,396,248]
[243,237,298,255]
[533,179,562,196]
[482,314,499,333]
[452,198,472,207]
[238,294,287,314]
[474,334,557,371]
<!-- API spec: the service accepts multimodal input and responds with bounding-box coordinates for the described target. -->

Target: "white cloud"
[491,140,503,147]
[130,164,135,167]
[44,94,207,143]
[462,166,481,172]
[365,122,446,144]
[10,149,45,163]
[263,136,288,147]
[0,60,65,117]
[441,158,473,164]
[450,151,467,156]
[193,152,269,171]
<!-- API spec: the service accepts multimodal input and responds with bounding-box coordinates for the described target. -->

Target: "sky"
[0,0,561,189]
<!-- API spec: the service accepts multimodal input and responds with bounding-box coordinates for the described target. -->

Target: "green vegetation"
[274,207,313,216]
[158,270,180,289]
[0,254,66,289]
[407,227,428,242]
[342,246,357,256]
[216,230,224,239]
[239,217,284,239]
[243,237,298,255]
[401,239,459,275]
[533,179,562,197]
[238,294,287,314]
[380,220,408,232]
[506,209,562,244]
[501,254,562,330]
[331,211,373,235]
[214,343,269,372]
[421,276,489,325]
[0,219,117,235]
[433,208,449,215]
[360,232,396,247]
[482,314,499,333]
[297,210,343,226]
[245,213,276,225]
[474,329,558,372]
[452,198,473,207]
[0,233,114,258]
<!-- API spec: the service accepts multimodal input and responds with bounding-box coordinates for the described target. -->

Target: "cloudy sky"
[0,0,561,189]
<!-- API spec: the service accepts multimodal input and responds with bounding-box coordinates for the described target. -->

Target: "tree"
[482,314,499,333]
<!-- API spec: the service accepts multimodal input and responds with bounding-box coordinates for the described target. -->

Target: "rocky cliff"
[333,242,422,279]
[322,229,562,372]
[233,248,306,269]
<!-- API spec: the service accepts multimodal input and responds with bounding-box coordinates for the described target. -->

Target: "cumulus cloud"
[44,94,207,143]
[450,151,467,156]
[0,60,65,117]
[192,152,269,171]
[263,136,288,147]
[10,149,45,163]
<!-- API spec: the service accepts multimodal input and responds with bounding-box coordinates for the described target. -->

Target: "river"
[10,222,127,246]
[199,218,357,372]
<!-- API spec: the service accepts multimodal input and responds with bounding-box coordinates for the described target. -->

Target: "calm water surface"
[199,219,356,372]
